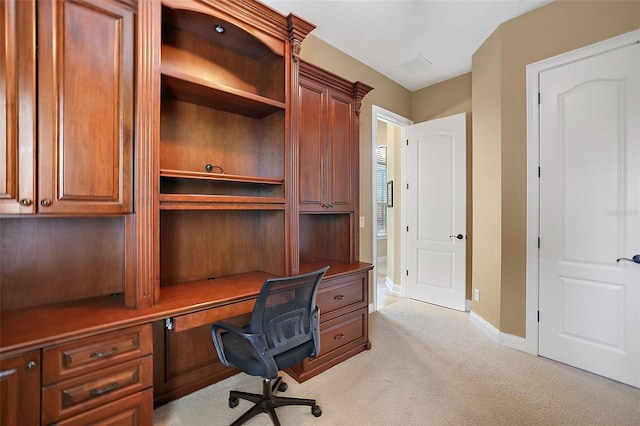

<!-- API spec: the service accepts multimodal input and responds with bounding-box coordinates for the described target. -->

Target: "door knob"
[449,234,464,240]
[616,255,640,264]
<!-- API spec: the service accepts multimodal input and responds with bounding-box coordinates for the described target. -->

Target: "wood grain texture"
[0,350,40,426]
[0,0,36,214]
[37,0,133,214]
[0,217,126,311]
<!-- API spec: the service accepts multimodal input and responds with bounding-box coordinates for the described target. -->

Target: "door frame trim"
[371,105,412,312]
[525,29,640,356]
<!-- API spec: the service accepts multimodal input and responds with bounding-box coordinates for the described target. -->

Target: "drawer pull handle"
[334,334,345,341]
[89,381,118,397]
[334,295,345,300]
[90,347,118,359]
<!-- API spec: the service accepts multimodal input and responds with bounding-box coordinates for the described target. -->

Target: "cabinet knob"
[40,199,52,207]
[25,361,37,371]
[19,198,32,206]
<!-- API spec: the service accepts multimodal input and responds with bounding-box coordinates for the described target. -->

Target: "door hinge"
[538,92,541,104]
[538,237,540,249]
[406,226,409,232]
[406,183,409,190]
[538,166,541,178]
[406,270,409,276]
[537,311,540,322]
[165,318,174,330]
[406,139,409,146]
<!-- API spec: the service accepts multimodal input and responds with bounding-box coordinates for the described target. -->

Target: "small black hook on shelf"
[205,164,224,174]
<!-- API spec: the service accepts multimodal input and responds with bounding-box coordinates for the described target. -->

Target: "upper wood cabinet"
[1,0,134,215]
[0,0,36,214]
[37,0,134,214]
[298,61,373,213]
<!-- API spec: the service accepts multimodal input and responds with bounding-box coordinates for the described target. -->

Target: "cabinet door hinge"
[165,318,174,330]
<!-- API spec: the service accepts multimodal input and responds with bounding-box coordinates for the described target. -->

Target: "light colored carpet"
[153,299,640,425]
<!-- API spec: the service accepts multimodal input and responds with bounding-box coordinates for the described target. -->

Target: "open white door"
[406,113,466,311]
[538,40,640,387]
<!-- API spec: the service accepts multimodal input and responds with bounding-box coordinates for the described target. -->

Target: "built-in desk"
[0,270,273,355]
[0,261,371,419]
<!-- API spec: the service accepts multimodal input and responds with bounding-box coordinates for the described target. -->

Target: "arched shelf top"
[162,2,285,59]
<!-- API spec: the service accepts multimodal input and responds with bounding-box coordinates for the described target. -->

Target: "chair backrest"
[251,266,329,357]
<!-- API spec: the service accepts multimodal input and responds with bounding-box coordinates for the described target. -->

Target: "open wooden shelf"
[158,194,286,210]
[160,169,284,185]
[161,68,285,118]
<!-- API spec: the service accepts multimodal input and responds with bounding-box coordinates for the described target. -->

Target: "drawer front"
[43,324,152,385]
[42,355,153,425]
[55,389,153,426]
[318,308,366,357]
[317,273,366,318]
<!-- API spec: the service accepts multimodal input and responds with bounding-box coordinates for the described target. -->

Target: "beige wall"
[472,0,640,336]
[412,73,472,123]
[299,35,412,275]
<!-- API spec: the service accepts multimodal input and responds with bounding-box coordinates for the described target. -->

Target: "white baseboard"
[470,311,528,352]
[470,311,499,343]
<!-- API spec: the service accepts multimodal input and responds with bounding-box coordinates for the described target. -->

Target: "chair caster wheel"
[312,405,322,417]
[278,381,288,392]
[229,397,239,409]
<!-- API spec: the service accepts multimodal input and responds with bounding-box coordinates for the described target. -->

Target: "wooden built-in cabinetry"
[1,0,133,215]
[0,350,40,426]
[1,0,373,422]
[0,0,137,310]
[41,325,153,425]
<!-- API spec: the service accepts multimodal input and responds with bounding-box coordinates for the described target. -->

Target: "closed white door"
[539,41,640,387]
[406,113,466,311]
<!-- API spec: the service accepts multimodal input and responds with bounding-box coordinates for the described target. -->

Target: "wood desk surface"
[0,261,372,356]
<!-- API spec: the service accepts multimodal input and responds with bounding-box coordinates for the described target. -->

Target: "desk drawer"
[318,307,367,356]
[317,272,366,318]
[287,307,369,382]
[43,324,152,385]
[42,355,152,425]
[55,389,153,426]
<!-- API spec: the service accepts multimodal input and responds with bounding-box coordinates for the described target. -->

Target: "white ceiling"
[261,0,551,91]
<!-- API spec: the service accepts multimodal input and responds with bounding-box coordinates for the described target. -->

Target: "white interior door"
[406,113,466,311]
[539,41,640,387]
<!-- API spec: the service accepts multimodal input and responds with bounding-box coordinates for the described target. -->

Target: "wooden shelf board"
[160,169,284,185]
[158,194,286,210]
[161,68,285,118]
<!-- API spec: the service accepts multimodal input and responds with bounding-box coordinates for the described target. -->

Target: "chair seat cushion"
[222,332,315,377]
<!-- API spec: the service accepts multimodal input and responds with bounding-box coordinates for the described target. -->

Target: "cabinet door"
[152,321,238,406]
[327,88,355,211]
[37,0,133,214]
[0,350,41,426]
[298,78,326,212]
[0,0,36,214]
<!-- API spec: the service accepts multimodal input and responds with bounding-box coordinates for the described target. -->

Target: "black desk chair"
[211,266,330,426]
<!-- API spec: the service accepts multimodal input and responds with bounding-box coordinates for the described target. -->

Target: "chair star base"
[227,376,322,426]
